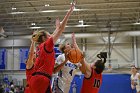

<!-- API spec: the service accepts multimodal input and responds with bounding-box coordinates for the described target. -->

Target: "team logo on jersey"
[65,62,77,69]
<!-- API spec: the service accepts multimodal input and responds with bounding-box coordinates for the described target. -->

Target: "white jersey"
[131,73,140,92]
[56,54,77,92]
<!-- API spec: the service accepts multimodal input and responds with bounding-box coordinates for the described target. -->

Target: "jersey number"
[93,79,100,88]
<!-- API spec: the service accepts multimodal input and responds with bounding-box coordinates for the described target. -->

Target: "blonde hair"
[32,30,50,43]
[59,44,66,53]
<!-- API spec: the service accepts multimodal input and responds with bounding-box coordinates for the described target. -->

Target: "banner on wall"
[19,45,61,70]
[0,48,6,69]
[19,48,29,70]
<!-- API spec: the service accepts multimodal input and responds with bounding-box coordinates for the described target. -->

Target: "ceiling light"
[79,20,84,25]
[74,8,87,12]
[29,26,43,29]
[45,4,50,7]
[79,20,83,23]
[66,25,91,27]
[31,23,36,26]
[12,7,17,10]
[40,10,57,13]
[133,22,140,25]
[76,24,91,27]
[133,18,140,25]
[73,7,80,11]
[9,12,26,14]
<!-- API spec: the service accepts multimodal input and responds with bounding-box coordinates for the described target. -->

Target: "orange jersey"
[34,37,55,76]
[81,68,102,93]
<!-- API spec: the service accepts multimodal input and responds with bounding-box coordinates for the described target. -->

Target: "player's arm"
[53,54,68,73]
[130,76,135,86]
[53,59,67,73]
[26,40,35,69]
[52,2,75,43]
[72,33,79,49]
[130,76,135,89]
[79,58,91,76]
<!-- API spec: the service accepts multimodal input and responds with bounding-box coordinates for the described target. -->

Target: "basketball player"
[24,40,35,93]
[71,33,106,93]
[79,54,106,93]
[130,66,140,93]
[53,41,78,93]
[29,2,75,93]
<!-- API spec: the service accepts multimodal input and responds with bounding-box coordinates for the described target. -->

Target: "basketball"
[67,48,83,63]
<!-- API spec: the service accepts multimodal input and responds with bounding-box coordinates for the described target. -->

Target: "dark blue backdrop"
[19,48,29,69]
[69,74,136,93]
[19,46,61,70]
[0,48,6,69]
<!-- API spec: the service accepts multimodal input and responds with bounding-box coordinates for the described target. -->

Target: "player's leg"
[63,82,71,93]
[24,87,30,93]
[29,75,50,93]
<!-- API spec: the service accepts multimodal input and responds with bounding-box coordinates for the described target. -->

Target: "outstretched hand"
[52,0,75,44]
[68,0,76,14]
[55,17,60,29]
[71,32,77,48]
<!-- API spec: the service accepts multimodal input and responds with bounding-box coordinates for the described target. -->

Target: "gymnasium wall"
[0,36,140,86]
[0,37,137,68]
[78,36,134,68]
[7,49,20,70]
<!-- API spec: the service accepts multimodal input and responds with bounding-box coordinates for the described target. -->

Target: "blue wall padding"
[69,74,136,93]
[69,75,84,93]
[19,46,61,70]
[19,48,29,69]
[99,74,136,93]
[0,49,6,69]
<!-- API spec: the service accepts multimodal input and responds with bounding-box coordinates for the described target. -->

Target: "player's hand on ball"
[32,34,38,42]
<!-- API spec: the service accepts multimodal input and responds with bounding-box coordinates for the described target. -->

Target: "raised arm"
[79,58,91,76]
[26,40,35,69]
[52,2,75,43]
[72,32,79,49]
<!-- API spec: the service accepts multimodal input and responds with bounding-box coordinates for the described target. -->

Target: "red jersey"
[81,68,102,93]
[26,65,35,84]
[25,66,35,93]
[34,37,55,76]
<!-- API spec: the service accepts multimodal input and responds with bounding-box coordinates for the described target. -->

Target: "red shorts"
[29,75,52,93]
[24,87,30,93]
